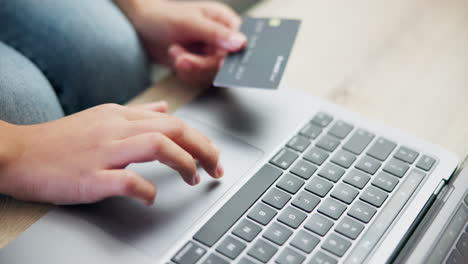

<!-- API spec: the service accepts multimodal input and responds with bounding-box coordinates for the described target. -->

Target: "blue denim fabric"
[0,42,64,124]
[0,0,150,124]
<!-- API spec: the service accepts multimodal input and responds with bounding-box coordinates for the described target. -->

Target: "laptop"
[0,86,465,264]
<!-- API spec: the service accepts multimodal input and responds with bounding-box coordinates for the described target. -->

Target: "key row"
[273,142,420,184]
[288,113,436,170]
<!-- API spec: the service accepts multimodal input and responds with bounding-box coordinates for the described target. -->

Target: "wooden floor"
[1,0,468,248]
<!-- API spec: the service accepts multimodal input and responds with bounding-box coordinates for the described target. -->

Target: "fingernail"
[145,198,154,206]
[145,101,168,109]
[218,32,247,51]
[215,164,224,178]
[169,45,184,58]
[177,58,192,71]
[192,172,200,185]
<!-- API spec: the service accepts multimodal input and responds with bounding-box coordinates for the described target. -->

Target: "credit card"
[213,16,301,89]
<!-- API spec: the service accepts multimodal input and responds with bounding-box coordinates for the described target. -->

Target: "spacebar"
[193,164,282,247]
[345,169,426,263]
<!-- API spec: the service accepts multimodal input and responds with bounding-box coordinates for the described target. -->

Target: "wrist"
[0,121,27,196]
[0,121,24,171]
[114,0,162,29]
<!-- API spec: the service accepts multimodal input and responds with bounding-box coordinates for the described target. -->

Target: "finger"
[99,103,167,121]
[131,101,168,113]
[189,15,246,52]
[117,107,212,144]
[108,132,200,185]
[169,44,222,71]
[169,44,222,85]
[93,169,157,205]
[201,3,242,29]
[123,118,222,179]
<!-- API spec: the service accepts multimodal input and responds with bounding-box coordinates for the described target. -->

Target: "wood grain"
[1,0,467,248]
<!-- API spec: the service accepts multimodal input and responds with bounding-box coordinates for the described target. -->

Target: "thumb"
[192,17,247,52]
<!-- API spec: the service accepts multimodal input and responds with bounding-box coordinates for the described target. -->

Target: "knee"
[0,43,64,125]
[65,0,151,93]
[0,0,151,113]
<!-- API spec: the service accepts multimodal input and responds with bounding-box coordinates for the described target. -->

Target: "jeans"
[0,0,150,125]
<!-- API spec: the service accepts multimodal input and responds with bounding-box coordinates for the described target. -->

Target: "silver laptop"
[0,86,466,264]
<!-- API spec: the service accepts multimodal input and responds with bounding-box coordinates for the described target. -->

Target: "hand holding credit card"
[214,16,301,89]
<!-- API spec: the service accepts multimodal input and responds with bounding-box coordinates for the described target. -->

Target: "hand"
[118,0,247,85]
[0,102,223,205]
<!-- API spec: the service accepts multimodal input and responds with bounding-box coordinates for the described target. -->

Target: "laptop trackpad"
[63,115,264,258]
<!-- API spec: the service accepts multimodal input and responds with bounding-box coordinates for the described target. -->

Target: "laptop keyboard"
[429,191,468,263]
[170,112,437,264]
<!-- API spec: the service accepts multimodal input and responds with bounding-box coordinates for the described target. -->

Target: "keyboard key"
[372,172,399,192]
[456,233,468,255]
[394,146,419,164]
[238,258,256,264]
[248,203,277,225]
[309,251,337,264]
[278,206,308,229]
[343,169,371,189]
[304,213,334,236]
[316,135,340,152]
[290,230,320,253]
[322,233,351,257]
[330,150,356,168]
[216,235,246,259]
[290,159,317,180]
[292,191,320,213]
[328,120,353,139]
[311,112,333,127]
[276,247,305,264]
[330,183,359,204]
[263,188,292,209]
[287,135,311,153]
[271,149,299,169]
[300,123,322,139]
[172,242,206,264]
[202,254,229,264]
[345,170,428,264]
[247,239,278,263]
[275,247,305,264]
[342,129,374,155]
[232,219,262,242]
[277,173,305,194]
[318,163,345,182]
[360,186,388,208]
[366,137,396,161]
[383,158,409,178]
[305,176,333,197]
[446,250,463,264]
[355,156,381,175]
[263,222,293,245]
[347,200,377,223]
[193,164,282,247]
[318,198,347,220]
[416,155,436,171]
[335,216,364,240]
[304,147,329,165]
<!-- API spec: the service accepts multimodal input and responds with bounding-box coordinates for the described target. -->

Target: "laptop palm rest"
[60,114,264,259]
[0,87,314,263]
